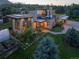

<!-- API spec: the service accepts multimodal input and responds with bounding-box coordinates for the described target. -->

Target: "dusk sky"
[8,0,79,5]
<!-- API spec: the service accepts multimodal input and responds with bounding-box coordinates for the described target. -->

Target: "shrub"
[66,28,79,48]
[34,37,59,59]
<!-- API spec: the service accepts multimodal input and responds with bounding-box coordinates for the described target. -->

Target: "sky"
[8,0,79,5]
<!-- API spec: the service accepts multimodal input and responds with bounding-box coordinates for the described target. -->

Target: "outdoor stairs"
[0,43,19,58]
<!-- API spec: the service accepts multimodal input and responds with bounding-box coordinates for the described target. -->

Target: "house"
[6,9,56,33]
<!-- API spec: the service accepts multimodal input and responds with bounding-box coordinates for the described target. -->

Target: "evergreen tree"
[34,37,59,59]
[66,28,79,47]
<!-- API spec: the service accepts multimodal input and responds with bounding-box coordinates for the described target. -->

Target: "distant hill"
[0,0,11,5]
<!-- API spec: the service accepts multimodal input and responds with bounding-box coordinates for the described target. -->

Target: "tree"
[23,27,35,43]
[34,37,59,59]
[66,4,79,20]
[66,28,79,47]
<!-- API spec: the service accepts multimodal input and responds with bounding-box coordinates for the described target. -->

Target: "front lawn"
[55,14,65,16]
[46,33,79,59]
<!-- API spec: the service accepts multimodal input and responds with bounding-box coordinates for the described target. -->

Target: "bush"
[22,27,35,43]
[56,21,64,27]
[66,29,79,48]
[34,37,59,59]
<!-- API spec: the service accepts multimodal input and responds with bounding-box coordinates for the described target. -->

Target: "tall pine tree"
[66,28,79,47]
[34,37,59,59]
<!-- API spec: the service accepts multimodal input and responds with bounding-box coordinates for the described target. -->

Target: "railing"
[0,44,19,58]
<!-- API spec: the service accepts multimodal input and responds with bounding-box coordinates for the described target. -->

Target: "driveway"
[48,20,79,35]
[66,20,79,31]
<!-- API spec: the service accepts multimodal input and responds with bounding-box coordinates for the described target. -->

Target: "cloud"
[8,0,79,5]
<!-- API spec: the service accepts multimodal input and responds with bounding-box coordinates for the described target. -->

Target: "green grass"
[0,22,12,29]
[7,33,44,59]
[72,18,79,21]
[46,33,79,59]
[5,33,79,59]
[52,26,63,32]
[55,14,65,16]
[69,16,79,21]
[7,43,37,59]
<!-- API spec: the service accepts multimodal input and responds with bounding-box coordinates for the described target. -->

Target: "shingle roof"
[6,14,35,19]
[59,15,69,20]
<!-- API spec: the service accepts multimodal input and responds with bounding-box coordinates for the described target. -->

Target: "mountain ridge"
[0,0,11,5]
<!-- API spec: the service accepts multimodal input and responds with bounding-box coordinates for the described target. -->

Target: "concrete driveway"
[66,20,79,31]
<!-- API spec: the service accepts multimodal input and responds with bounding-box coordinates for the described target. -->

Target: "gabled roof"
[59,15,69,20]
[35,19,45,22]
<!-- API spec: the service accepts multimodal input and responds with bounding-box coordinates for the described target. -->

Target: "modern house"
[6,9,57,33]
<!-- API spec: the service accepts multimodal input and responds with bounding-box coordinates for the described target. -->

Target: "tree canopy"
[66,28,79,47]
[34,37,59,59]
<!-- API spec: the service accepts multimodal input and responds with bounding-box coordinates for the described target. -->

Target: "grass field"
[0,22,12,29]
[55,14,65,16]
[7,44,37,59]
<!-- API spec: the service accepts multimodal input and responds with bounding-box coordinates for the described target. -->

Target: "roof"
[35,19,45,22]
[0,29,10,42]
[6,14,35,19]
[59,15,69,20]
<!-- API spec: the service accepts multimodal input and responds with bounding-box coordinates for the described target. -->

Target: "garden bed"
[52,26,63,32]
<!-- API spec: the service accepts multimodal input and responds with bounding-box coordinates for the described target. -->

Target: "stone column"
[20,18,24,33]
[12,19,15,31]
